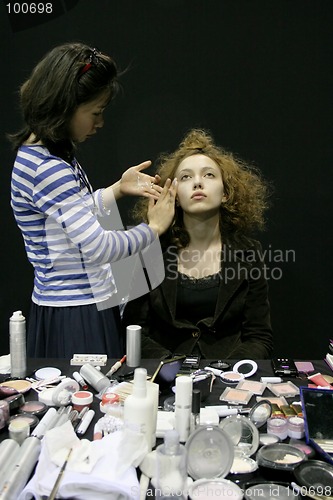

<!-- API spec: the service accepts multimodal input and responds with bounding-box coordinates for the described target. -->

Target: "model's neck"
[183,213,221,250]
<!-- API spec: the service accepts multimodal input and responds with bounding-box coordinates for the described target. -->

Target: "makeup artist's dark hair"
[8,42,119,160]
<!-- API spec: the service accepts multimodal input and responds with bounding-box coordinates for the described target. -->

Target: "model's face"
[69,91,110,143]
[175,154,226,216]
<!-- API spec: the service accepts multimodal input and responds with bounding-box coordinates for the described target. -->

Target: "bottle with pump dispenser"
[123,367,154,452]
[9,311,27,378]
[155,429,187,499]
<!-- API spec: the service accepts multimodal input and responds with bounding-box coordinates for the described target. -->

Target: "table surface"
[0,358,332,495]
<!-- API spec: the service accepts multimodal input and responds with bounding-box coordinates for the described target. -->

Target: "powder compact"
[0,379,31,394]
[237,379,266,396]
[219,414,259,478]
[248,400,272,428]
[220,360,258,385]
[18,400,47,417]
[219,387,252,405]
[267,381,300,398]
[0,385,19,400]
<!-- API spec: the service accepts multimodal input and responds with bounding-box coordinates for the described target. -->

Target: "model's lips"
[191,191,206,200]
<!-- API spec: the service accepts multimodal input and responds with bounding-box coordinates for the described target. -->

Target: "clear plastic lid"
[185,425,234,480]
[219,414,259,457]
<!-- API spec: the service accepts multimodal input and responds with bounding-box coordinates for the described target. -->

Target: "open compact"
[220,360,258,385]
[257,443,307,481]
[219,414,259,476]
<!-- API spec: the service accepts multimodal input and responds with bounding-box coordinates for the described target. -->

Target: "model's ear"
[221,194,228,203]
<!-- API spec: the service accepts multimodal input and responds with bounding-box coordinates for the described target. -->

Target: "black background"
[1,0,332,359]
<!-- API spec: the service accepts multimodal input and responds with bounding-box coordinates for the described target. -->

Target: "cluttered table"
[0,357,333,499]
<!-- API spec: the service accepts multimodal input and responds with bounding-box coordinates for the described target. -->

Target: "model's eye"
[180,174,191,181]
[205,172,215,178]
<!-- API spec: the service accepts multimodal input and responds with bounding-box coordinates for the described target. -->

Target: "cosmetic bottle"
[9,310,27,378]
[126,325,141,367]
[190,389,201,433]
[175,375,193,443]
[123,367,154,451]
[155,429,187,499]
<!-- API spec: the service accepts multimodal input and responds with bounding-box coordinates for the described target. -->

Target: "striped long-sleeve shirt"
[11,145,155,306]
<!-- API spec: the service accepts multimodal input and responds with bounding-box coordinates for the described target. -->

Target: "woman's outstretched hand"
[116,161,162,200]
[147,178,177,236]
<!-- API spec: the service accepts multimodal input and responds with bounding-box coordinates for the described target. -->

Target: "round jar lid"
[185,425,234,480]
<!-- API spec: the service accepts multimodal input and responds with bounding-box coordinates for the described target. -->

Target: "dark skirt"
[27,301,123,358]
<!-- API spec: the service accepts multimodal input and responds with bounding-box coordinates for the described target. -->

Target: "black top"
[176,271,220,324]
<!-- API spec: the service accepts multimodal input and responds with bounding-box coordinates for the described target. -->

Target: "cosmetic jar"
[0,385,19,399]
[9,412,39,430]
[257,443,307,481]
[18,400,47,417]
[100,392,123,417]
[8,418,30,445]
[188,478,243,500]
[259,433,280,446]
[292,459,333,495]
[243,482,300,500]
[71,390,93,411]
[287,416,305,439]
[267,417,288,440]
[0,400,10,429]
[4,392,25,413]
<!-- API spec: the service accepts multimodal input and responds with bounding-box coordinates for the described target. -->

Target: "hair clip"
[79,47,100,76]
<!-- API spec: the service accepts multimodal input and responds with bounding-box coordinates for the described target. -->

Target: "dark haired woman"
[123,129,273,359]
[9,42,176,358]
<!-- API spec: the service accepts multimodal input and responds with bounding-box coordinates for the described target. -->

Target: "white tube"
[0,436,41,499]
[174,376,193,443]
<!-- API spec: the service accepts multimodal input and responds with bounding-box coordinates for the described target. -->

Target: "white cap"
[133,368,147,398]
[175,376,193,406]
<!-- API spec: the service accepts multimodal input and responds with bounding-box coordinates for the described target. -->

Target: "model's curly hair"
[132,129,271,248]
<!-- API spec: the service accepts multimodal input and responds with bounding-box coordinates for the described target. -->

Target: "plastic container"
[71,390,93,411]
[123,367,154,452]
[257,443,307,481]
[9,310,27,378]
[155,429,187,499]
[267,417,288,440]
[287,416,305,439]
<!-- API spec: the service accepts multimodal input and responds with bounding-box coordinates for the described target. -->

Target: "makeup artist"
[123,129,273,359]
[9,42,176,358]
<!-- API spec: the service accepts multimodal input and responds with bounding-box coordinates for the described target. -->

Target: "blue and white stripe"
[11,145,155,306]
